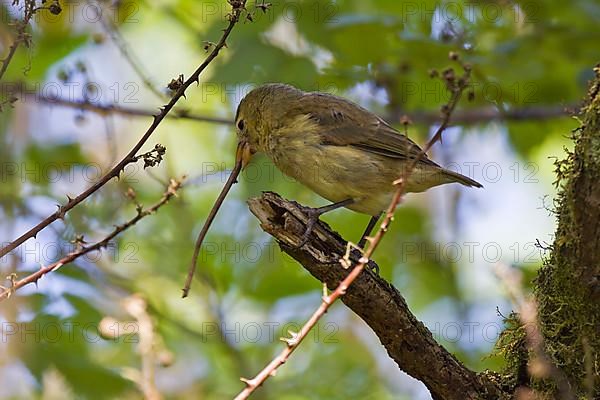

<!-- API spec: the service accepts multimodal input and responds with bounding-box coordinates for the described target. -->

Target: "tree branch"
[37,94,232,125]
[0,0,36,81]
[246,192,505,400]
[396,103,577,125]
[0,177,183,302]
[33,92,574,127]
[0,0,247,259]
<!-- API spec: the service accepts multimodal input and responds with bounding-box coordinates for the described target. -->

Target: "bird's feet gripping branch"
[294,198,355,248]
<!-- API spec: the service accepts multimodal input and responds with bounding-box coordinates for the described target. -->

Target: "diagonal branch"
[246,192,506,400]
[0,177,184,302]
[0,0,248,259]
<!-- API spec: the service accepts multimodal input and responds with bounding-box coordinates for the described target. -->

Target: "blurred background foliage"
[0,0,598,398]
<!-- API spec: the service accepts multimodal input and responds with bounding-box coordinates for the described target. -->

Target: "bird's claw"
[293,209,321,249]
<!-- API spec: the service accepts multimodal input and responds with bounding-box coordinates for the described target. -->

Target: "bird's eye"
[237,120,245,131]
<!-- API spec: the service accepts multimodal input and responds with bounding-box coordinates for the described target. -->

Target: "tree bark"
[247,192,506,400]
[514,66,600,398]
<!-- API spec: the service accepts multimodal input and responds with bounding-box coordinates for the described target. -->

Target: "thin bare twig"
[182,148,244,297]
[35,91,573,126]
[90,0,167,100]
[234,57,472,399]
[0,0,247,259]
[0,178,184,302]
[0,0,35,81]
[399,103,577,125]
[36,94,232,124]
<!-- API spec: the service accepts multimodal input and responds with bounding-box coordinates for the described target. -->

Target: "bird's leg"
[296,198,354,248]
[357,213,382,274]
[358,213,382,249]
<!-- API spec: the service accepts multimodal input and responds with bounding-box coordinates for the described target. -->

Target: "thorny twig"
[234,55,473,399]
[0,0,248,259]
[0,177,184,302]
[0,0,40,81]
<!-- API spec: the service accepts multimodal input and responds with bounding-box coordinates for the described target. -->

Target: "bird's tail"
[441,168,483,188]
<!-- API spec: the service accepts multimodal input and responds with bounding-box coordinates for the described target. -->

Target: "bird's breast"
[265,133,397,215]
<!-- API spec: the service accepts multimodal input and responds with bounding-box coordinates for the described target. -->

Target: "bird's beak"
[236,140,254,169]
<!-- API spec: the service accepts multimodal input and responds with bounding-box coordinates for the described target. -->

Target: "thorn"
[280,330,300,347]
[202,41,216,52]
[339,284,348,295]
[56,205,66,220]
[51,262,64,272]
[256,2,271,13]
[240,377,253,387]
[340,241,362,269]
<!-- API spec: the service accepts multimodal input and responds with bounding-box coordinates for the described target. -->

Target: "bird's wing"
[297,92,439,167]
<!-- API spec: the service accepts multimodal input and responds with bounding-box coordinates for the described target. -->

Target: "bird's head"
[234,83,304,166]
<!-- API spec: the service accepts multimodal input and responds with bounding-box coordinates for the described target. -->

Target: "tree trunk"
[500,66,600,398]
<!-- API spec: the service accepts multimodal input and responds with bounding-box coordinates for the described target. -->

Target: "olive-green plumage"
[235,83,482,216]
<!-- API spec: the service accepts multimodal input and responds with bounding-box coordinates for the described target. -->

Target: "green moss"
[490,312,529,393]
[496,67,600,399]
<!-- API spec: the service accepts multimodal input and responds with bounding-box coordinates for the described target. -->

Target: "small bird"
[234,83,482,245]
[184,83,482,296]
